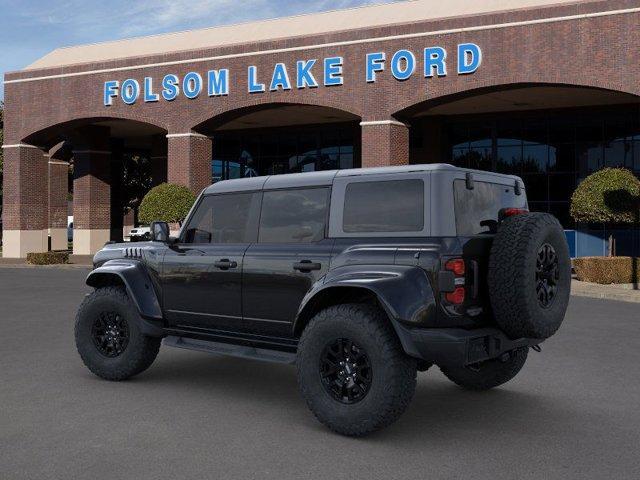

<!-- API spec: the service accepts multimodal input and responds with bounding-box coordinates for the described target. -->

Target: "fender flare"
[86,260,164,336]
[293,265,436,356]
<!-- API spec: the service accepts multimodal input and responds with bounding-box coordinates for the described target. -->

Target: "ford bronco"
[75,164,571,436]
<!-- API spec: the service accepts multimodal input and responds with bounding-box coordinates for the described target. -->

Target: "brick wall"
[2,0,640,254]
[2,146,48,230]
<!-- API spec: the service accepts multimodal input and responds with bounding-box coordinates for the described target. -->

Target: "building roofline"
[19,0,593,72]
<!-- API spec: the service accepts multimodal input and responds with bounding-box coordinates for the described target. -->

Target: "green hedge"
[138,183,196,225]
[574,256,640,284]
[570,168,640,224]
[27,251,69,265]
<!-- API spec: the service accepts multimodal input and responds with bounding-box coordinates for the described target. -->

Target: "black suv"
[75,164,571,436]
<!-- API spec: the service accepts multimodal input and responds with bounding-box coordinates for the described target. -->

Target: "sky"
[0,0,400,100]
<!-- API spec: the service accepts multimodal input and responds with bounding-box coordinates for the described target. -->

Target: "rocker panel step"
[163,335,296,364]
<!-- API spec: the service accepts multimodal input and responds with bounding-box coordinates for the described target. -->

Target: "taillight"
[445,259,466,276]
[500,207,529,220]
[445,287,465,305]
[443,258,466,305]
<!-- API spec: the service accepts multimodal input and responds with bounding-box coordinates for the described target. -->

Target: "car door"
[242,187,334,338]
[162,191,261,332]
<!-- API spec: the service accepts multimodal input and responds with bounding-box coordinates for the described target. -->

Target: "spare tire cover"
[488,212,571,340]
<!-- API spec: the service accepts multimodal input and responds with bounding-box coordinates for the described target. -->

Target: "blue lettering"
[296,60,318,89]
[424,47,447,77]
[390,50,415,81]
[458,43,482,74]
[366,52,385,83]
[324,57,343,86]
[183,72,203,99]
[121,79,140,105]
[144,77,159,102]
[207,69,229,96]
[162,74,180,101]
[103,80,119,106]
[270,63,292,91]
[248,66,265,93]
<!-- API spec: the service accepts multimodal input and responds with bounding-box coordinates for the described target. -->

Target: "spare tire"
[488,212,571,340]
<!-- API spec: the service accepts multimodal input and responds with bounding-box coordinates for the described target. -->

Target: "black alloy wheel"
[535,243,559,308]
[91,311,130,358]
[320,338,372,404]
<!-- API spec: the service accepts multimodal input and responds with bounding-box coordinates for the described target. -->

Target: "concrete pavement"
[1,268,639,480]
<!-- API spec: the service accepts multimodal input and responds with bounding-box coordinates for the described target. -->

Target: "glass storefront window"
[439,105,640,228]
[604,140,632,168]
[523,144,549,173]
[210,123,359,182]
[496,145,522,174]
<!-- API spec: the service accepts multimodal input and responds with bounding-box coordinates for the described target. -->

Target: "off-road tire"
[441,347,528,390]
[296,304,417,437]
[488,212,571,339]
[75,286,161,381]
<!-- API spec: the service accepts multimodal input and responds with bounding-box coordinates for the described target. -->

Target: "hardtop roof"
[203,164,522,194]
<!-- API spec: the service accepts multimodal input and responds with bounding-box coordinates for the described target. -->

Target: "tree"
[138,183,196,225]
[570,167,640,255]
[120,153,152,225]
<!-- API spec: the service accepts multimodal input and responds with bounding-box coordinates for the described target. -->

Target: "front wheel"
[440,347,528,391]
[75,286,161,381]
[296,304,417,437]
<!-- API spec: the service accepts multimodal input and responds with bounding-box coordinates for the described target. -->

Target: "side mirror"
[150,221,170,243]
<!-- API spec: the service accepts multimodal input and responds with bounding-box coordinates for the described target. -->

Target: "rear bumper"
[395,324,541,367]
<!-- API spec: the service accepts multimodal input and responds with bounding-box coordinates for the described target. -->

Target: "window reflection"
[211,123,358,182]
[443,106,640,228]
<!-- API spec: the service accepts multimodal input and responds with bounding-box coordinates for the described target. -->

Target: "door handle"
[214,259,238,270]
[293,260,322,272]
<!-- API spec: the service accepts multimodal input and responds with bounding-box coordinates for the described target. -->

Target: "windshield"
[454,179,528,235]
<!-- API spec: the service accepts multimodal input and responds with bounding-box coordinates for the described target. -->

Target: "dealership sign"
[103,43,482,106]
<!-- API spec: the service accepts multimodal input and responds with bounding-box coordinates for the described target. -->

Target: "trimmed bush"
[138,183,196,225]
[27,251,69,265]
[570,168,640,224]
[573,256,640,284]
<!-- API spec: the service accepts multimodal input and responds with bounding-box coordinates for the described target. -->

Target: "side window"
[259,188,330,243]
[343,179,424,233]
[183,192,261,244]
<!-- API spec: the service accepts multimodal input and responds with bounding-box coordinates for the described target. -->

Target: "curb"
[0,264,91,270]
[571,280,640,304]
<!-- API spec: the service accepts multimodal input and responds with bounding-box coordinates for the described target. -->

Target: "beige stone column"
[1,143,49,258]
[70,126,112,255]
[72,149,112,255]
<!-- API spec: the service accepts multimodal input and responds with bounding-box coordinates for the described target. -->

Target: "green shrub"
[138,183,196,225]
[573,256,640,284]
[27,251,69,265]
[570,168,640,224]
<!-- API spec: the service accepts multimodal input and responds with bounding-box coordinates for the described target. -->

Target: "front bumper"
[395,324,541,367]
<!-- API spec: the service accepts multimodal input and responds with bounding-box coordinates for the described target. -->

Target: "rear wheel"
[75,286,161,381]
[440,347,528,391]
[296,304,417,437]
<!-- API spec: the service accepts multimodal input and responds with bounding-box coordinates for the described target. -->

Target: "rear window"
[454,179,527,235]
[343,179,424,233]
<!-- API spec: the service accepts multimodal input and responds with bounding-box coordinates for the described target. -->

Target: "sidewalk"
[571,280,640,304]
[0,254,93,268]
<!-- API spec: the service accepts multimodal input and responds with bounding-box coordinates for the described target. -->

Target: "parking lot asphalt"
[1,267,639,480]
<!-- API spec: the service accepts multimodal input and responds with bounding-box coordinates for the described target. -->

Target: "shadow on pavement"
[121,351,582,443]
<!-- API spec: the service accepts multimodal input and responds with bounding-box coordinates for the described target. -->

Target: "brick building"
[2,0,640,257]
